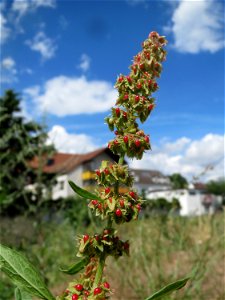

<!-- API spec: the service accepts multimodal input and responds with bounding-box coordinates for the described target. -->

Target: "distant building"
[130,169,172,194]
[29,147,121,200]
[146,187,222,216]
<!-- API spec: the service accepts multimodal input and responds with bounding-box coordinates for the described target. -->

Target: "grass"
[0,212,224,299]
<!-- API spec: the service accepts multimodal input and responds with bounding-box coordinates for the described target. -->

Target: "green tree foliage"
[0,90,55,215]
[169,173,188,190]
[206,179,225,204]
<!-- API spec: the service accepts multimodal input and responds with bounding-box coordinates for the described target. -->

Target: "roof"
[130,168,171,185]
[29,147,120,174]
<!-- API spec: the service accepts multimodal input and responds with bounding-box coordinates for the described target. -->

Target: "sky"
[0,0,224,182]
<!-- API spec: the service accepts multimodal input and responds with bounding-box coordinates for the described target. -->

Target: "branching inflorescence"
[59,31,167,300]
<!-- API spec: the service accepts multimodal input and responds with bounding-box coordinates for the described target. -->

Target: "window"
[59,181,64,190]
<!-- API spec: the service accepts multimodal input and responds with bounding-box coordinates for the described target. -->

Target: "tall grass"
[0,213,224,299]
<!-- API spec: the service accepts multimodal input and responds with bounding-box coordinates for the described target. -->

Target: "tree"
[169,173,188,189]
[206,179,225,204]
[0,90,55,215]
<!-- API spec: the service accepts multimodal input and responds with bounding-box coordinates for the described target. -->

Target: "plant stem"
[118,156,124,165]
[93,254,105,288]
[107,216,113,228]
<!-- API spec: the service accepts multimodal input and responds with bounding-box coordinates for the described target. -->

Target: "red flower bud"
[118,76,123,83]
[84,290,90,296]
[145,136,150,143]
[96,170,101,176]
[135,139,141,147]
[115,107,120,116]
[148,104,154,111]
[83,235,89,243]
[136,54,141,62]
[115,208,122,217]
[72,294,79,300]
[140,63,145,70]
[104,168,109,175]
[123,112,127,118]
[136,204,142,211]
[94,287,102,295]
[123,94,129,100]
[135,95,140,102]
[97,203,102,210]
[154,82,158,89]
[104,282,110,289]
[145,52,150,60]
[148,80,152,86]
[114,130,119,135]
[132,65,137,74]
[126,76,132,83]
[136,83,142,89]
[75,284,83,291]
[149,31,158,38]
[91,200,98,206]
[123,136,129,143]
[120,199,125,207]
[129,191,136,199]
[94,234,100,241]
[105,187,111,194]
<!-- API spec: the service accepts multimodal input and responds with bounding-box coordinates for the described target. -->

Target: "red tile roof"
[29,147,119,174]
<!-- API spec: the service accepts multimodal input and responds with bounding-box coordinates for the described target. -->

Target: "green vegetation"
[0,90,55,216]
[0,212,224,300]
[206,179,225,203]
[169,173,188,190]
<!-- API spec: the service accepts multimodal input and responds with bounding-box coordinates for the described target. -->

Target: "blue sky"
[1,0,224,181]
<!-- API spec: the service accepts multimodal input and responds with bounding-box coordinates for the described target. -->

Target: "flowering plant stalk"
[58,31,188,300]
[0,31,191,300]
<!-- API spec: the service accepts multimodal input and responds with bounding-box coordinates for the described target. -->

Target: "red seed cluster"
[61,31,167,300]
[105,31,167,159]
[77,229,130,259]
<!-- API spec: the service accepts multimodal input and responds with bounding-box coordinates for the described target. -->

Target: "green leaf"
[145,276,191,300]
[68,181,101,201]
[15,287,33,300]
[59,257,90,275]
[0,244,55,300]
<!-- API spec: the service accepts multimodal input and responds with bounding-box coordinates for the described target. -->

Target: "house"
[29,147,121,200]
[130,169,172,195]
[146,187,222,216]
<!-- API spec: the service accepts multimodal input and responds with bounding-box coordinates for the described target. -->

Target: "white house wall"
[67,165,83,197]
[146,189,208,216]
[178,193,206,216]
[51,166,83,200]
[52,174,68,200]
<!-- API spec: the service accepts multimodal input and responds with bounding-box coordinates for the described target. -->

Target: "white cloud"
[24,75,117,116]
[0,0,56,44]
[11,0,56,21]
[167,0,225,53]
[162,137,191,154]
[130,134,224,182]
[25,31,57,60]
[21,68,33,75]
[78,54,91,72]
[1,57,15,70]
[0,13,11,44]
[1,57,17,83]
[48,125,98,154]
[24,85,40,97]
